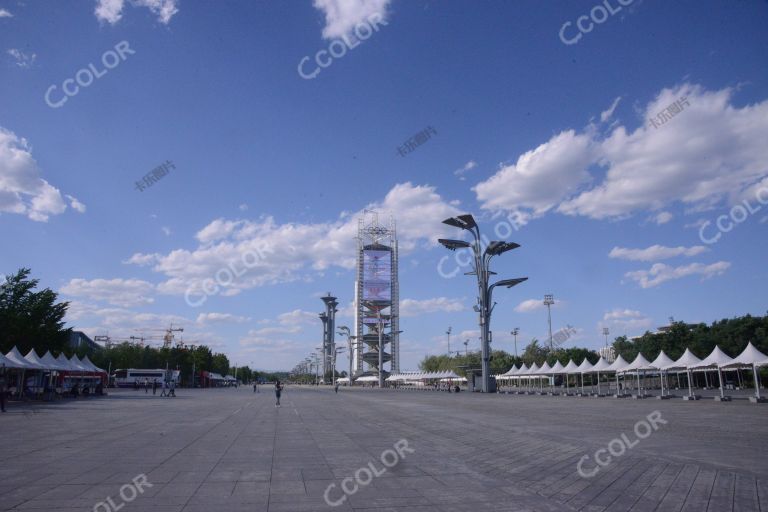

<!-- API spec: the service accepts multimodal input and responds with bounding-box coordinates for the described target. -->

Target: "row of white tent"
[497,343,768,399]
[0,346,106,373]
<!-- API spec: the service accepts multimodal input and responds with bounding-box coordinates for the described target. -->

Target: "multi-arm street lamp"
[544,294,554,350]
[602,327,610,348]
[438,214,527,393]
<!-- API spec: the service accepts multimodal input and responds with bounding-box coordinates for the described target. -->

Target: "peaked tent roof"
[577,358,594,373]
[591,356,612,371]
[517,363,529,374]
[650,350,676,369]
[563,359,580,373]
[81,355,105,372]
[528,362,541,374]
[24,349,50,369]
[624,352,656,372]
[0,351,27,369]
[41,351,69,370]
[663,348,703,370]
[503,364,519,376]
[690,345,734,369]
[536,361,553,374]
[69,355,92,372]
[56,353,79,371]
[721,342,768,368]
[6,347,44,369]
[607,354,630,372]
[550,360,565,373]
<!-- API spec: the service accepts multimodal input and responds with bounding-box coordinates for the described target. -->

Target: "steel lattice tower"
[353,211,399,378]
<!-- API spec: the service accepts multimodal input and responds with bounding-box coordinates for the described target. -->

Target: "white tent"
[41,351,68,371]
[663,349,703,399]
[24,349,50,369]
[576,358,594,395]
[650,350,676,397]
[690,346,734,399]
[590,356,612,396]
[624,353,655,397]
[5,347,44,369]
[720,342,768,400]
[81,355,105,373]
[0,351,27,369]
[562,360,579,394]
[536,362,552,392]
[607,355,630,395]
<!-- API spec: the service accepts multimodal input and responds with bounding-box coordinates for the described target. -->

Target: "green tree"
[0,268,71,354]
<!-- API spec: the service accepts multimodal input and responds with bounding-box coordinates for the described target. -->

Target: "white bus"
[112,369,180,388]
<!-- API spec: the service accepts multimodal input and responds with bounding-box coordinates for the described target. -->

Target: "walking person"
[160,380,167,397]
[169,379,176,397]
[144,378,148,393]
[334,382,339,394]
[253,381,258,393]
[274,380,283,407]
[152,379,158,395]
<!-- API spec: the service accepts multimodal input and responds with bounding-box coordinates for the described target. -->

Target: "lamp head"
[438,238,471,251]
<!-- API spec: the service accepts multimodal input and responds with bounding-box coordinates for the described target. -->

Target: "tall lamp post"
[602,327,610,349]
[464,339,469,356]
[446,327,452,355]
[438,214,527,393]
[544,294,554,350]
[511,328,519,358]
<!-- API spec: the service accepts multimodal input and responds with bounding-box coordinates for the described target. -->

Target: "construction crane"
[134,324,184,349]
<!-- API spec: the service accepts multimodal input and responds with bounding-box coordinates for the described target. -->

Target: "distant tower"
[353,211,400,378]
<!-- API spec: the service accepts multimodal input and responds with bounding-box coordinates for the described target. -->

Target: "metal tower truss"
[354,211,400,378]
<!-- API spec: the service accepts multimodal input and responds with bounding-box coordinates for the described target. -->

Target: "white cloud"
[453,160,477,181]
[60,278,155,307]
[601,309,654,333]
[600,96,622,123]
[473,130,596,221]
[649,211,673,225]
[161,226,171,236]
[475,84,768,224]
[608,244,708,262]
[313,0,390,40]
[94,0,179,25]
[238,203,248,211]
[514,299,544,313]
[0,127,71,222]
[129,182,460,298]
[196,312,250,324]
[624,261,731,288]
[0,8,13,17]
[400,297,464,317]
[7,49,36,68]
[66,195,87,213]
[277,309,319,325]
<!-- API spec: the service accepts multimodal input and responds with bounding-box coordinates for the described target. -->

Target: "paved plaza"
[0,387,766,512]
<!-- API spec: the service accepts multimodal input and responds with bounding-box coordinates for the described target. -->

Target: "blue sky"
[1,0,767,370]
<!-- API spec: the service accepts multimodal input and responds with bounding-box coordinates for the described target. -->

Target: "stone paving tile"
[1,387,767,511]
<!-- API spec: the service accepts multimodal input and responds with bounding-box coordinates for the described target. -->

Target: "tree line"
[420,314,768,377]
[0,268,284,385]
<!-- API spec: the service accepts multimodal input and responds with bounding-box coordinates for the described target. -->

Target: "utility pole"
[446,326,452,355]
[464,338,469,356]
